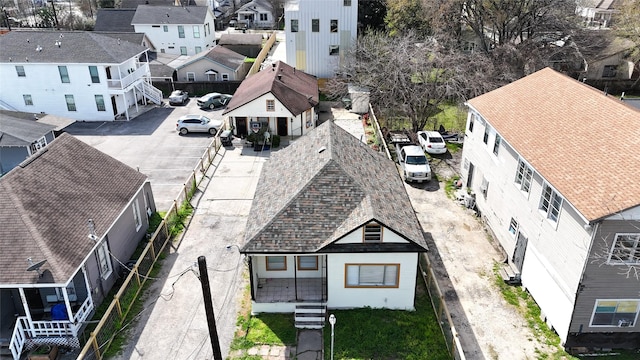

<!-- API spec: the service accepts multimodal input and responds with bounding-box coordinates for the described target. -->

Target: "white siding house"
[241,121,427,324]
[460,68,640,350]
[284,0,358,78]
[132,5,216,56]
[0,31,162,121]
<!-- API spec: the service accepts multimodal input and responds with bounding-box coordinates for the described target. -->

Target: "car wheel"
[182,98,186,105]
[179,128,188,135]
[209,103,215,110]
[209,128,217,135]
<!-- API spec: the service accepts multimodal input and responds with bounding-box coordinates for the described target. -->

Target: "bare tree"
[613,0,640,89]
[590,220,640,280]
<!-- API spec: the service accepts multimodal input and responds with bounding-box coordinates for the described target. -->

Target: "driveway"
[64,99,228,212]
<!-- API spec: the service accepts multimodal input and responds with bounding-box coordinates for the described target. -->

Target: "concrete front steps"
[294,303,326,329]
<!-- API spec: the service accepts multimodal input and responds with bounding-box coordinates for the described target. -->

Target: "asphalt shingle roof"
[242,121,426,253]
[218,33,263,46]
[131,5,209,25]
[467,68,640,222]
[94,9,137,32]
[0,30,147,64]
[175,45,246,71]
[0,133,148,285]
[223,61,318,116]
[0,115,55,147]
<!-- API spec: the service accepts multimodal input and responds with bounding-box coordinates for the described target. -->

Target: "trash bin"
[220,130,233,146]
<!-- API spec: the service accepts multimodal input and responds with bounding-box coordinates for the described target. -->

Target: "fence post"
[90,333,101,359]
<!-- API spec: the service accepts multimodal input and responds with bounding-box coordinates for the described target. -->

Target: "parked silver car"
[168,90,189,105]
[176,115,223,135]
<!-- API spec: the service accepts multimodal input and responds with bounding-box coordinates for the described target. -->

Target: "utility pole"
[49,0,59,29]
[197,256,223,360]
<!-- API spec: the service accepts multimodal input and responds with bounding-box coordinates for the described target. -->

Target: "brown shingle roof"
[0,133,148,285]
[467,68,640,221]
[242,121,426,253]
[223,61,318,116]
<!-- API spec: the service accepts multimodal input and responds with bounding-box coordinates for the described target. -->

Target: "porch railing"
[8,316,26,360]
[107,64,150,90]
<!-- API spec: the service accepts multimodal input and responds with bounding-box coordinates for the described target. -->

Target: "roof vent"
[26,38,30,43]
[55,40,61,47]
[318,146,326,154]
[277,74,282,81]
[36,45,42,52]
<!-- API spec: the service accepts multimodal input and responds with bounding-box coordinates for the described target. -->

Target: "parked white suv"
[417,131,447,154]
[398,145,431,183]
[176,115,223,135]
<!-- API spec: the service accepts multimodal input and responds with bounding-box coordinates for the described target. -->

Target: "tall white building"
[284,0,357,78]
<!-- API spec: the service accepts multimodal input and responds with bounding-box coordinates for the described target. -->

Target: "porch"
[255,278,326,303]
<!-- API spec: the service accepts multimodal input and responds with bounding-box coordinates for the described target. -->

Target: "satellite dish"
[26,258,47,277]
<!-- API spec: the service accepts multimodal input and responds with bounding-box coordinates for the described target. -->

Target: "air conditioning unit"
[618,319,632,327]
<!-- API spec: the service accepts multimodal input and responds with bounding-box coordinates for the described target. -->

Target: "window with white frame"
[195,46,202,53]
[187,72,195,81]
[180,46,187,55]
[539,184,562,222]
[23,94,33,106]
[178,25,185,38]
[16,65,26,77]
[508,218,518,236]
[193,25,200,38]
[65,94,76,111]
[590,299,639,327]
[266,99,275,111]
[89,66,100,83]
[514,159,533,193]
[363,223,382,242]
[344,0,351,5]
[493,134,501,155]
[345,264,399,287]
[95,95,106,111]
[97,241,113,280]
[59,66,70,83]
[30,136,47,154]
[163,25,168,32]
[133,199,142,231]
[608,234,640,265]
[266,256,286,270]
[297,256,318,270]
[221,74,229,81]
[329,45,339,55]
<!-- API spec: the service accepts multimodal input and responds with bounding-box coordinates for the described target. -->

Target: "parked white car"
[168,90,189,105]
[418,131,447,154]
[176,115,223,135]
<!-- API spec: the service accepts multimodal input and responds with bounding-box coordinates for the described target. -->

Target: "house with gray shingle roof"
[0,114,56,175]
[241,121,427,321]
[0,133,156,357]
[461,67,640,351]
[173,45,250,82]
[218,33,263,57]
[131,5,216,56]
[0,30,163,121]
[223,61,318,138]
[94,8,137,32]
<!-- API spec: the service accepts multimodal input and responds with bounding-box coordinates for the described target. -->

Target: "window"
[187,72,195,82]
[483,127,489,144]
[95,95,106,111]
[221,74,229,81]
[15,65,25,77]
[205,23,210,36]
[312,19,319,32]
[514,160,533,193]
[602,65,617,78]
[329,45,339,55]
[330,19,338,33]
[297,256,318,270]
[608,234,640,265]
[259,13,268,21]
[266,256,287,270]
[291,19,298,32]
[345,264,399,288]
[97,241,113,280]
[363,223,382,242]
[469,113,475,132]
[163,25,168,32]
[30,137,47,154]
[463,41,476,53]
[89,66,100,83]
[180,46,188,55]
[192,25,200,38]
[508,218,518,236]
[539,184,562,222]
[493,134,501,155]
[65,94,76,111]
[590,300,639,327]
[344,0,351,5]
[23,94,33,106]
[195,46,202,53]
[266,99,275,111]
[58,66,70,83]
[133,199,142,231]
[178,26,185,38]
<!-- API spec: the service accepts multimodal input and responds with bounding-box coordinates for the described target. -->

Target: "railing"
[76,135,223,360]
[134,81,163,105]
[9,316,26,359]
[26,319,76,337]
[106,64,150,89]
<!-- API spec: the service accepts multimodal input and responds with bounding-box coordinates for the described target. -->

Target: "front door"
[236,117,247,138]
[466,162,475,188]
[512,231,528,273]
[111,96,117,116]
[277,117,288,136]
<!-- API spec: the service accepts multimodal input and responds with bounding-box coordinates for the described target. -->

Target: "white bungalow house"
[241,121,428,326]
[284,0,358,78]
[0,31,162,122]
[222,61,318,138]
[235,0,276,29]
[131,5,216,56]
[460,68,640,350]
[0,133,156,359]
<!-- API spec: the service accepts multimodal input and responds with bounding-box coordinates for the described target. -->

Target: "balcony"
[107,63,150,90]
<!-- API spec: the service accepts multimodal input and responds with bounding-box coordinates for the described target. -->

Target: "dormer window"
[363,223,382,242]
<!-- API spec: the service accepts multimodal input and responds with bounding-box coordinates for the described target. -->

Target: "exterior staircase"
[135,81,163,105]
[499,263,521,286]
[295,303,326,329]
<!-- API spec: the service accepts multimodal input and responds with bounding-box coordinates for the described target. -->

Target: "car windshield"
[406,156,427,165]
[429,137,444,143]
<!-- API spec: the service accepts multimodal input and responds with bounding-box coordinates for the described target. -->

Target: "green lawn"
[323,279,451,360]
